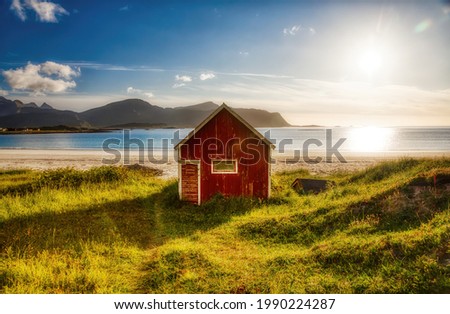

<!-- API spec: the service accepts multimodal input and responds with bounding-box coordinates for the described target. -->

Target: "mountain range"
[0,97,290,129]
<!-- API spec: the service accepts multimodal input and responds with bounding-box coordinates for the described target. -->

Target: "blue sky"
[1,0,449,126]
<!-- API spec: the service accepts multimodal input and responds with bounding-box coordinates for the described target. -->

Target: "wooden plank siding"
[177,105,272,204]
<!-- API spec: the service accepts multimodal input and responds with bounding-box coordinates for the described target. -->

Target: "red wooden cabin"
[175,103,274,204]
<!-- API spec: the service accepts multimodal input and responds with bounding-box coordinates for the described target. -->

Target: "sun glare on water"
[349,127,393,152]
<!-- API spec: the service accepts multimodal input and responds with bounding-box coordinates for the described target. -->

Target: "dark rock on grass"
[291,178,335,194]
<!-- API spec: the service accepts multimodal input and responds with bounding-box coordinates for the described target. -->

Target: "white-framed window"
[211,159,238,174]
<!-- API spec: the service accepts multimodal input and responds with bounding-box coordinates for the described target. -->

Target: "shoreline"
[1,148,449,178]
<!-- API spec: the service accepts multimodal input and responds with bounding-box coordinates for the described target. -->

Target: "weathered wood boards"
[175,104,274,204]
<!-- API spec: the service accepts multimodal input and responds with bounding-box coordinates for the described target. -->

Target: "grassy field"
[1,158,449,293]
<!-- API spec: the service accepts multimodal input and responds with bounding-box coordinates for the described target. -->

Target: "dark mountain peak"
[105,98,154,110]
[16,101,38,109]
[0,96,13,104]
[16,101,39,114]
[81,98,162,116]
[14,99,24,107]
[0,97,18,117]
[41,103,53,110]
[79,98,164,127]
[175,101,219,111]
[234,108,290,127]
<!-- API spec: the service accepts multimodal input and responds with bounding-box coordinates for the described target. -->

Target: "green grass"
[1,158,449,293]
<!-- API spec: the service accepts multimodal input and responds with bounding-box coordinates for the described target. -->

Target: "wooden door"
[181,163,199,204]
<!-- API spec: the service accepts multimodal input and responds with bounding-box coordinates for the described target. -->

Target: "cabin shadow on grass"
[1,197,158,256]
[157,181,259,237]
[1,182,257,257]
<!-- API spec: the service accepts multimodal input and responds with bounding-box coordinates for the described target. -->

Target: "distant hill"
[174,101,219,112]
[79,99,167,128]
[40,103,53,110]
[234,108,289,128]
[0,96,290,129]
[0,110,90,129]
[0,97,17,117]
[0,96,88,128]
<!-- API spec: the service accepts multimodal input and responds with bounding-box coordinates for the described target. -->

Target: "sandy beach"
[1,148,449,178]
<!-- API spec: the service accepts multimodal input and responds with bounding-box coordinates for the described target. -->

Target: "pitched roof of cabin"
[174,103,275,149]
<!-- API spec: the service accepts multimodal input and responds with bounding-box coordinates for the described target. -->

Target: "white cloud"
[126,86,154,98]
[216,71,293,79]
[10,0,69,23]
[10,0,26,21]
[172,83,186,89]
[0,89,9,96]
[283,25,316,36]
[27,0,68,22]
[175,75,192,82]
[283,25,301,36]
[40,61,80,79]
[199,73,216,81]
[119,5,129,11]
[61,62,166,72]
[2,61,79,95]
[127,86,141,94]
[173,74,192,88]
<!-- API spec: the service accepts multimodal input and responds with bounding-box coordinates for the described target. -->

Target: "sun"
[358,49,383,76]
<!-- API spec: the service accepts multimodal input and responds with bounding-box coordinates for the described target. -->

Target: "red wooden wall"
[179,108,271,204]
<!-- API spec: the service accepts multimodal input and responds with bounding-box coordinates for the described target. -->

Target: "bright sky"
[1,0,449,126]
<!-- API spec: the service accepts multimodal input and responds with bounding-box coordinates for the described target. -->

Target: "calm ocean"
[0,127,449,153]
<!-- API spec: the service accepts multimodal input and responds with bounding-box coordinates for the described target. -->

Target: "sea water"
[0,127,449,153]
